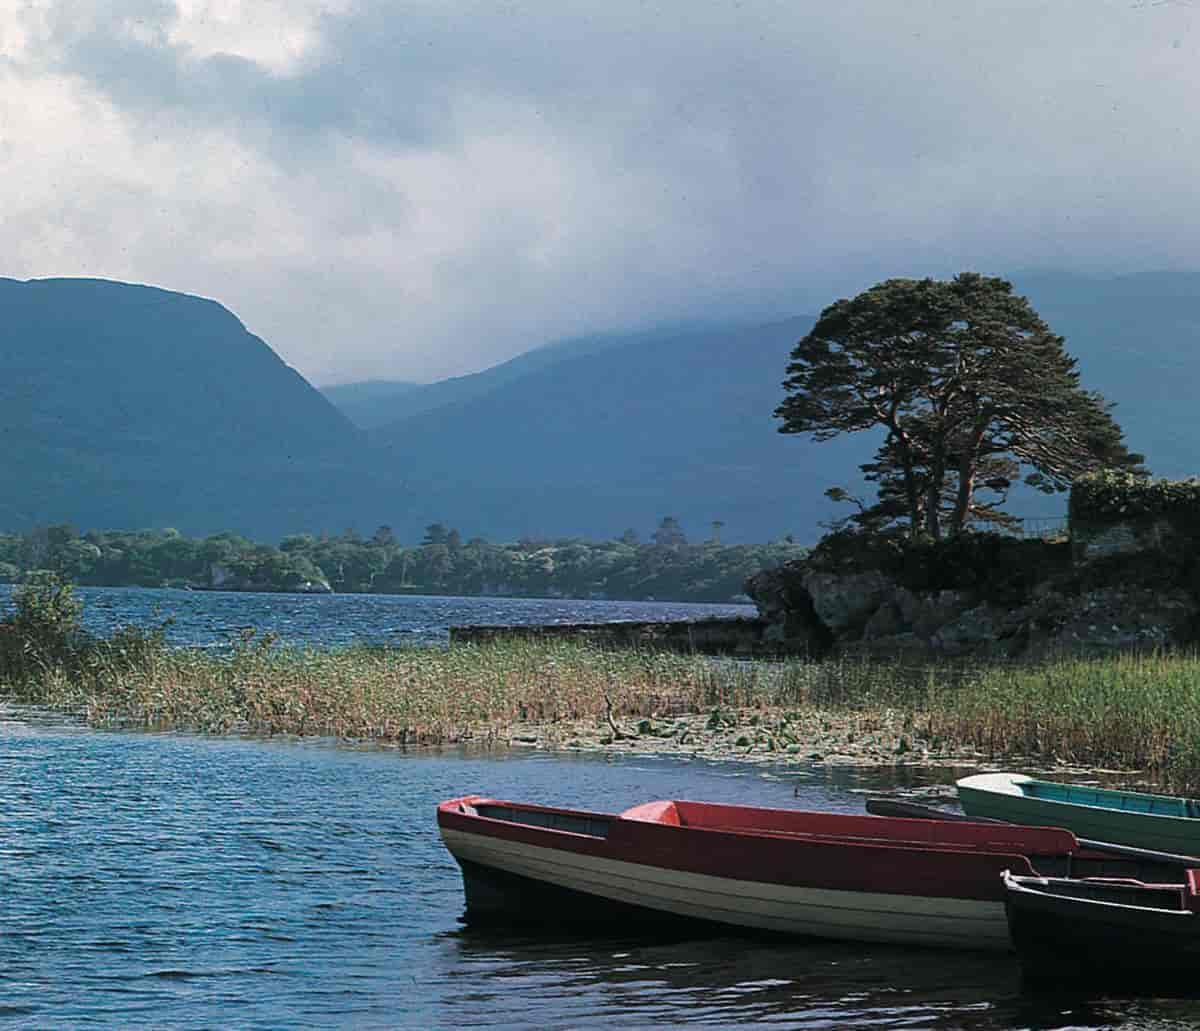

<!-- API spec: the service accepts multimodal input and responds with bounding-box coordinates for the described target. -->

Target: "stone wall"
[1071,518,1175,563]
[449,616,773,656]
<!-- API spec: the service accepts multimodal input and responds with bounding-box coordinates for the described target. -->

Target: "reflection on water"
[2,710,1200,1028]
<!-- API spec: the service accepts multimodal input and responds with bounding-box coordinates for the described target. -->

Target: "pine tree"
[776,273,1144,539]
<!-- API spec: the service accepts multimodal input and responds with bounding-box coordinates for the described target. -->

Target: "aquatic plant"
[9,592,1200,791]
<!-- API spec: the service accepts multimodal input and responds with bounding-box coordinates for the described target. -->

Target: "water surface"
[0,584,755,649]
[3,711,1199,1029]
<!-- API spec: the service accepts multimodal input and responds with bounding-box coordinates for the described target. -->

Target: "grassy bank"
[6,578,1200,790]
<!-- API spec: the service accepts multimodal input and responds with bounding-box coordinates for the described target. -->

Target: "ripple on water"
[2,712,1200,1026]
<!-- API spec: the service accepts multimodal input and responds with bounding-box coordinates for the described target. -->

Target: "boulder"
[932,604,998,655]
[801,570,893,634]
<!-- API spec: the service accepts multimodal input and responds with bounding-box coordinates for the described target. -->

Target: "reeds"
[2,635,801,744]
[8,586,1200,790]
[928,651,1200,790]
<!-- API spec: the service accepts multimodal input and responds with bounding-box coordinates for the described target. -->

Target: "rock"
[932,604,998,655]
[745,562,833,655]
[862,602,903,640]
[1073,518,1174,563]
[1050,587,1197,651]
[910,590,972,640]
[801,570,893,633]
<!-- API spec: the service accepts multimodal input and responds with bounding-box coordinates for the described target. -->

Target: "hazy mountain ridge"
[318,380,422,430]
[6,272,1199,546]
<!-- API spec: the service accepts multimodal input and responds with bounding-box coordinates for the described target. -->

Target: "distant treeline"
[0,519,804,603]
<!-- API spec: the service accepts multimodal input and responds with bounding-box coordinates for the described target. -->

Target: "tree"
[775,273,1144,540]
[652,516,688,549]
[422,523,449,547]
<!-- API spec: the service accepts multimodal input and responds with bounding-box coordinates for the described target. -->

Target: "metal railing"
[1011,516,1068,540]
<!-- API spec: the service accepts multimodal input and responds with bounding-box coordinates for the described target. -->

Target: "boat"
[1003,868,1200,985]
[437,795,1190,951]
[957,773,1200,856]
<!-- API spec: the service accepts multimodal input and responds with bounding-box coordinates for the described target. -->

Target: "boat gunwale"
[1003,869,1196,919]
[437,795,1076,862]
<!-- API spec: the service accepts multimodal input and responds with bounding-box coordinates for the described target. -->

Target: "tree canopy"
[775,273,1144,539]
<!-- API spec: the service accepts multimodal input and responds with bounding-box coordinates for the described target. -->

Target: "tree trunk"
[951,460,975,536]
[949,422,988,535]
[925,445,945,540]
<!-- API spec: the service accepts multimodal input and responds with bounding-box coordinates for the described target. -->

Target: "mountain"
[1010,270,1200,479]
[348,271,1200,545]
[318,380,423,430]
[325,325,723,429]
[366,318,874,543]
[8,271,1200,548]
[0,277,412,537]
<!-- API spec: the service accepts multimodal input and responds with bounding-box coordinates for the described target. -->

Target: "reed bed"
[927,652,1200,791]
[8,586,1200,789]
[1,636,798,745]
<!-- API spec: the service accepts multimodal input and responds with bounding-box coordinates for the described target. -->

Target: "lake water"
[3,589,1199,1028]
[0,584,757,650]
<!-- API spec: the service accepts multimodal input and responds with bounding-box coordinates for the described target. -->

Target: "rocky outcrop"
[744,560,1200,658]
[743,565,834,656]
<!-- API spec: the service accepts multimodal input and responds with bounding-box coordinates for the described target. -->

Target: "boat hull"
[438,800,1032,951]
[1004,873,1200,986]
[958,773,1200,856]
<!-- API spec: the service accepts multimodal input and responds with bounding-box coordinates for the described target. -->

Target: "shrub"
[0,572,91,683]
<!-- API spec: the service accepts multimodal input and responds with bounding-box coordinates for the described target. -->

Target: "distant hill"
[318,380,422,430]
[366,318,874,543]
[0,277,413,537]
[8,271,1200,548]
[326,325,724,429]
[1011,270,1200,479]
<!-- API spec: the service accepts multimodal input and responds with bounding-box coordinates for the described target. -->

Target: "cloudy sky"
[3,1,1199,384]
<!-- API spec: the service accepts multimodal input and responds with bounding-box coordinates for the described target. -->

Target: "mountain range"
[3,271,1196,544]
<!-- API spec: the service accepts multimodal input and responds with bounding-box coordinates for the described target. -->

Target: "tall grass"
[8,577,1200,789]
[1,625,796,744]
[928,652,1200,790]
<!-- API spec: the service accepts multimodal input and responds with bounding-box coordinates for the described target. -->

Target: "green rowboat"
[956,773,1200,857]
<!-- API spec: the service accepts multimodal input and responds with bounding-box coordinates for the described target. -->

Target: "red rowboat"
[437,795,1187,951]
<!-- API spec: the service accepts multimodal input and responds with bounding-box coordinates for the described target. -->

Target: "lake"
[0,584,758,650]
[2,589,1198,1027]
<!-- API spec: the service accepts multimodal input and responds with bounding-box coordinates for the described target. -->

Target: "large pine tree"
[775,273,1144,539]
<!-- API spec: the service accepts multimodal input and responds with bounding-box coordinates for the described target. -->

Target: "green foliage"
[777,273,1142,539]
[1071,470,1200,523]
[0,522,806,603]
[0,572,90,682]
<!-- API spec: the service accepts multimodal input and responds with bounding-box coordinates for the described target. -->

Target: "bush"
[0,572,91,683]
[1071,470,1200,524]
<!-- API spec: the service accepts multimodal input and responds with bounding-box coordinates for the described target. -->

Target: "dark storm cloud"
[7,1,1200,382]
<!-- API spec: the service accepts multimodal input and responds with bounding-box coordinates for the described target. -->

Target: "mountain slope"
[361,273,1200,544]
[318,379,422,429]
[338,324,727,428]
[1011,270,1200,478]
[0,277,410,537]
[369,318,875,543]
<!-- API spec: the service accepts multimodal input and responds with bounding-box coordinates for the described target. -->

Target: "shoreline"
[453,705,1146,783]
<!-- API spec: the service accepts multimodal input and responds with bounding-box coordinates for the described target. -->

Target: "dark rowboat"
[437,795,1189,951]
[1003,868,1200,985]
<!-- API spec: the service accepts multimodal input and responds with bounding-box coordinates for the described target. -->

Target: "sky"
[3,0,1200,385]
